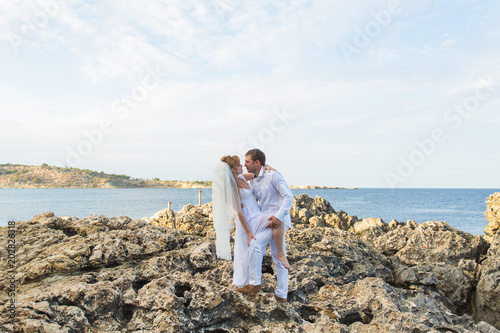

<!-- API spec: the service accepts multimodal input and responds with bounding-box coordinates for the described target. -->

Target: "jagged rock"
[148,203,213,235]
[353,217,385,242]
[373,224,411,256]
[145,207,175,226]
[386,219,402,232]
[309,277,496,333]
[476,232,500,329]
[291,194,335,224]
[292,194,335,216]
[286,227,393,302]
[392,262,474,313]
[1,193,499,332]
[433,264,474,312]
[375,220,489,267]
[324,212,347,230]
[485,192,500,237]
[372,219,489,315]
[0,213,190,288]
[291,194,358,231]
[394,264,438,287]
[308,216,325,228]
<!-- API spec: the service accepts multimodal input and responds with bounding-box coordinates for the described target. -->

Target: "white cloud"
[441,39,458,46]
[308,116,368,128]
[1,0,500,187]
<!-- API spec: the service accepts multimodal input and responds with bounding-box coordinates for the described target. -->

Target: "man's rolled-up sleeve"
[272,172,294,221]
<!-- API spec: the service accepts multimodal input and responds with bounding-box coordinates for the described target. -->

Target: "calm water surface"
[1,188,498,235]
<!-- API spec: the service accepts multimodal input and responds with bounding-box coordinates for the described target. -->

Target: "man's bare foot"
[275,253,290,270]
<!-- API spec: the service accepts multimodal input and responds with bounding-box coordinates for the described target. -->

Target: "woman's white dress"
[232,174,271,288]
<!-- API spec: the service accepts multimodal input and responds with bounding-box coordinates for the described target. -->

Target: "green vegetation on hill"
[0,164,211,189]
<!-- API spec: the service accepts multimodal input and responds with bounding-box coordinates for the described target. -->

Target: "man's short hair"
[246,149,266,166]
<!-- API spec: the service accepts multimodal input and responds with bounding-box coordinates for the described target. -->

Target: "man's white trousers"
[248,226,289,299]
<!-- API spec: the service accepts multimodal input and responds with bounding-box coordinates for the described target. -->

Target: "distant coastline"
[0,164,211,189]
[0,164,354,190]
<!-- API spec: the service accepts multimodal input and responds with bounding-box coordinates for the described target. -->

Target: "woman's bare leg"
[273,221,290,270]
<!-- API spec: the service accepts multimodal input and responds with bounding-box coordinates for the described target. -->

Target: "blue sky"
[1,0,499,188]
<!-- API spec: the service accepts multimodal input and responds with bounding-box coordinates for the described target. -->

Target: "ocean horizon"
[1,187,498,235]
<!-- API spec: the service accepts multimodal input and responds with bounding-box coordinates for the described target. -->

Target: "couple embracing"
[212,149,294,302]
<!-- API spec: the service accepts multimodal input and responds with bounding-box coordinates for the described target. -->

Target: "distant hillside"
[0,164,211,189]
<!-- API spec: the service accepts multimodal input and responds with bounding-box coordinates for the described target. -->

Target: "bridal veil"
[212,161,241,260]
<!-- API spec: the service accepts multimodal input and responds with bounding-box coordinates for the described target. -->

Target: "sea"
[1,188,498,235]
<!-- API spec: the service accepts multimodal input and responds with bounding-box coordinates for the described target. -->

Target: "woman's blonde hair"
[221,155,240,170]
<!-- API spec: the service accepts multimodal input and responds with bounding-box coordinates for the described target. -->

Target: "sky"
[0,0,499,188]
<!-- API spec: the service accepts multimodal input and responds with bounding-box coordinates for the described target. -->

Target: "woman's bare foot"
[275,253,290,270]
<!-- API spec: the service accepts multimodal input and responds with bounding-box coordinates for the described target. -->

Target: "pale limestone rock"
[308,216,324,228]
[476,232,500,329]
[485,192,500,237]
[353,217,385,242]
[1,193,499,332]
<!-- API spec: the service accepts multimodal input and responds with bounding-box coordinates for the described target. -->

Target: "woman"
[212,155,289,289]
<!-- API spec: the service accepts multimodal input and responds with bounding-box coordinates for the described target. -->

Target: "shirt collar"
[255,166,265,181]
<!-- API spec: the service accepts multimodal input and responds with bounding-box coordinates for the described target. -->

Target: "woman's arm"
[239,172,255,181]
[242,164,276,181]
[241,173,255,181]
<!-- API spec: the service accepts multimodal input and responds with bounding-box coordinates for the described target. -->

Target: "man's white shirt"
[250,167,294,228]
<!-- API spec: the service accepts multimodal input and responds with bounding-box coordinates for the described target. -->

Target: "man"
[239,148,294,303]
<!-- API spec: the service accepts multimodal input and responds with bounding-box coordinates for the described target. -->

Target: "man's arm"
[270,171,294,223]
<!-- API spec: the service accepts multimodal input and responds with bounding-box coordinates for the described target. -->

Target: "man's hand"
[268,216,282,229]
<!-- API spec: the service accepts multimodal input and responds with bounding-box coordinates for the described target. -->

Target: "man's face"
[244,155,259,174]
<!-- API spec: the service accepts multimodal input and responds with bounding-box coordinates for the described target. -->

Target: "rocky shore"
[1,193,500,332]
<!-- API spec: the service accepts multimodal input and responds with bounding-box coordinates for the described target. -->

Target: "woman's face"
[233,164,243,175]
